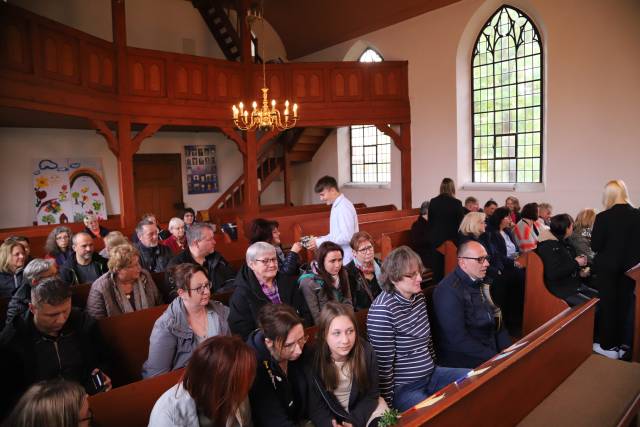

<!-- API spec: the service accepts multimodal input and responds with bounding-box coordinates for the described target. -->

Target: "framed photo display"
[185,145,218,194]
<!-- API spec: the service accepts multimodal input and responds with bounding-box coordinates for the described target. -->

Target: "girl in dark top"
[308,302,387,427]
[247,304,310,427]
[345,231,382,311]
[249,218,303,276]
[536,214,596,306]
[44,226,74,267]
[591,180,640,359]
[298,242,353,325]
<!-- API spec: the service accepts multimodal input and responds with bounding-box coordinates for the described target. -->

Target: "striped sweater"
[366,290,436,404]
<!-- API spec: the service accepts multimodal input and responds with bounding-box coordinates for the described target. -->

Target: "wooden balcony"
[0,3,410,128]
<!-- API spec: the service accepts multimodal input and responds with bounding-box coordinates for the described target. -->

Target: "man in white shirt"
[308,176,359,263]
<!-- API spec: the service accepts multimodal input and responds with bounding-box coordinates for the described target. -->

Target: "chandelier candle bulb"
[293,103,298,117]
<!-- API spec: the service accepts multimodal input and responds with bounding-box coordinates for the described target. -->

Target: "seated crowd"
[1,176,639,426]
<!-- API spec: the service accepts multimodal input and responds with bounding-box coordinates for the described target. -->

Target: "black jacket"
[59,253,108,285]
[228,264,299,340]
[0,307,109,417]
[134,242,172,273]
[276,246,301,277]
[480,227,518,279]
[591,204,640,274]
[345,260,382,311]
[246,330,310,427]
[536,236,582,300]
[410,215,433,268]
[166,249,236,300]
[428,194,465,248]
[5,280,31,326]
[307,341,381,427]
[0,269,23,298]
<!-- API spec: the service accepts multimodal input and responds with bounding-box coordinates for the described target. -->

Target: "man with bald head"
[432,241,511,368]
[60,232,107,285]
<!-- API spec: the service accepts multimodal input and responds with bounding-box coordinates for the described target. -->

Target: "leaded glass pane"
[471,6,543,183]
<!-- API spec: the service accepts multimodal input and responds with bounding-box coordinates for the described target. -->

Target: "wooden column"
[244,131,259,215]
[111,0,127,95]
[238,0,253,65]
[400,123,412,209]
[283,149,292,206]
[116,118,136,230]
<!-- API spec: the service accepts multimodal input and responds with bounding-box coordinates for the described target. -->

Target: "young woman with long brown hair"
[308,302,388,427]
[149,335,256,426]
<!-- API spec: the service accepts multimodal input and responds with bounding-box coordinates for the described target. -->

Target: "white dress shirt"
[316,193,359,263]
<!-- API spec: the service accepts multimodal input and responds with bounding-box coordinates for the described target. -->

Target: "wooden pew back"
[627,265,640,362]
[517,251,569,335]
[379,229,412,260]
[436,240,458,277]
[398,300,597,426]
[98,304,167,386]
[89,369,183,427]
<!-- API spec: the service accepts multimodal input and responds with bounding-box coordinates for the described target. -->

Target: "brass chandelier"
[231,11,298,131]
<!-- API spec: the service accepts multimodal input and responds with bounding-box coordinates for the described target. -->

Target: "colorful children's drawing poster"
[185,145,218,194]
[33,158,108,225]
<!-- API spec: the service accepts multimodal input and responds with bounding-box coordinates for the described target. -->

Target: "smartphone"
[91,370,105,392]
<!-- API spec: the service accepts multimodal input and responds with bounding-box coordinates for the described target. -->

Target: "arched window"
[472,6,543,183]
[350,48,391,183]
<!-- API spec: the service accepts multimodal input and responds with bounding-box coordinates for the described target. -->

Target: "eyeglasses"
[402,271,422,279]
[357,245,374,253]
[458,256,491,264]
[189,282,212,295]
[255,258,278,265]
[283,334,308,351]
[56,235,69,241]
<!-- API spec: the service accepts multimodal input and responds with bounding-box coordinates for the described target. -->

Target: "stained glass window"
[351,48,391,183]
[472,6,543,183]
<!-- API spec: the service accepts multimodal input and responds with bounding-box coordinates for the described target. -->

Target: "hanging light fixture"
[231,7,298,131]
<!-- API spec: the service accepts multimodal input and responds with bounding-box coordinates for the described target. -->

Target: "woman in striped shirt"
[367,246,469,411]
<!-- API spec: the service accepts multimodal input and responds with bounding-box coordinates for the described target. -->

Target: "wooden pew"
[626,264,640,363]
[517,251,569,335]
[398,299,640,426]
[379,229,412,260]
[98,304,167,386]
[89,369,183,427]
[436,240,458,277]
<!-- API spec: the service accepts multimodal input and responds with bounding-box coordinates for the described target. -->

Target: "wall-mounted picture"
[185,144,218,194]
[32,158,108,225]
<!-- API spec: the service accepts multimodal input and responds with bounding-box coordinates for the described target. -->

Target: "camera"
[300,235,314,249]
[91,370,105,392]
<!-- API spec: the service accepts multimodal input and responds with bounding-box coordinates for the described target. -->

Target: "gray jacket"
[149,383,251,427]
[142,297,230,379]
[86,270,163,320]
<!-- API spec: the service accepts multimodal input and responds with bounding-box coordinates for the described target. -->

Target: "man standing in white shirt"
[308,176,359,263]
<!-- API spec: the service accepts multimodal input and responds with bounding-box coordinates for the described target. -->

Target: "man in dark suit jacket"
[428,178,465,282]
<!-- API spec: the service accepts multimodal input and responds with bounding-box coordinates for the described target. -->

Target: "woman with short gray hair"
[228,242,301,339]
[161,217,186,254]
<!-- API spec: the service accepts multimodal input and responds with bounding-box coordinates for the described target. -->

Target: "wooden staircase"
[287,127,333,163]
[208,127,332,222]
[192,0,242,62]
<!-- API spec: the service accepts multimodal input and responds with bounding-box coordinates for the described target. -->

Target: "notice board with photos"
[185,144,219,194]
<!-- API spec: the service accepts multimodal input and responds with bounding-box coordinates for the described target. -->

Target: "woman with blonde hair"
[86,243,163,319]
[98,230,128,259]
[457,211,486,245]
[0,239,27,298]
[568,208,597,262]
[505,196,521,224]
[591,180,640,359]
[3,379,92,427]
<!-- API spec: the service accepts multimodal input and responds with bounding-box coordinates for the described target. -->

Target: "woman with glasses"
[86,244,163,320]
[143,263,230,378]
[228,242,300,340]
[345,232,382,311]
[4,379,93,427]
[247,303,311,427]
[367,246,469,411]
[299,241,353,325]
[44,226,74,267]
[308,302,388,427]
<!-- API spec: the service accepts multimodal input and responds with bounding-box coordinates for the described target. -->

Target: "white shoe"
[593,343,619,359]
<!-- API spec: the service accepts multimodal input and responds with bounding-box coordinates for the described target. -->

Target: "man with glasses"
[228,242,302,339]
[166,223,236,300]
[432,241,511,369]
